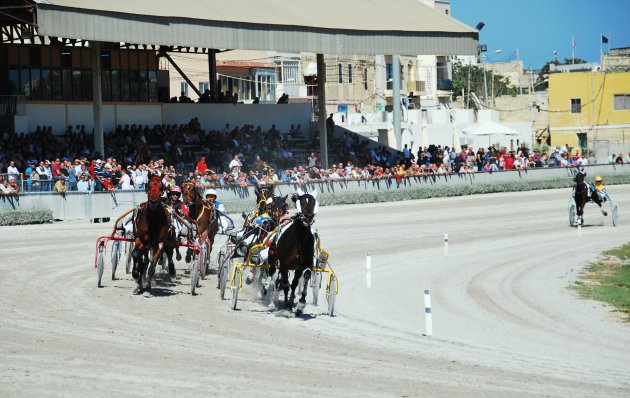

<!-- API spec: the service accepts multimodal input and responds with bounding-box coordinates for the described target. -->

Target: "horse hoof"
[168,264,176,278]
[133,287,144,295]
[295,309,303,317]
[132,271,139,280]
[185,254,192,263]
[603,212,608,217]
[176,252,182,261]
[275,309,295,318]
[297,300,306,311]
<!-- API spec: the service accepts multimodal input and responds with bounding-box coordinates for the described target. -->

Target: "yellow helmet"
[595,176,603,183]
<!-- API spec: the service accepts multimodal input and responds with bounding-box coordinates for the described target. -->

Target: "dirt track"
[1,186,629,397]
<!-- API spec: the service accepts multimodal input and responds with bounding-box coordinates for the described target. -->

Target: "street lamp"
[476,22,489,107]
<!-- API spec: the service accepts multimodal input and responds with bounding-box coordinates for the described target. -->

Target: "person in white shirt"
[120,169,133,190]
[7,161,19,181]
[228,155,242,176]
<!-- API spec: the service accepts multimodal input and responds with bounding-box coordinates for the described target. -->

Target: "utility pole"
[482,54,489,106]
[516,48,523,95]
[466,63,471,108]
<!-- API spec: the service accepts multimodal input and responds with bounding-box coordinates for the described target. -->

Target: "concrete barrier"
[1,164,628,221]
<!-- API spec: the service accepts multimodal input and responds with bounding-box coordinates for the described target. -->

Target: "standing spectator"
[36,161,49,191]
[24,162,33,192]
[307,152,318,169]
[228,155,242,176]
[196,156,208,174]
[7,160,19,183]
[77,173,92,192]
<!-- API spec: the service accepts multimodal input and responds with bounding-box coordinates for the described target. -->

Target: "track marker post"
[423,289,433,336]
[443,232,449,257]
[366,253,372,288]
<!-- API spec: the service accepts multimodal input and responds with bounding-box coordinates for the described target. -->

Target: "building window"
[180,81,188,96]
[338,63,343,83]
[570,98,581,113]
[363,68,368,90]
[386,63,393,90]
[199,81,209,93]
[348,64,353,83]
[614,94,630,110]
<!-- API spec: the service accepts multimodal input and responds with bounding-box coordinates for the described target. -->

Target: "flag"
[601,35,609,44]
[572,37,576,48]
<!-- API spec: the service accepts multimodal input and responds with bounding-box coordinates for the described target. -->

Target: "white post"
[366,253,372,288]
[443,232,449,257]
[423,289,433,336]
[577,223,582,237]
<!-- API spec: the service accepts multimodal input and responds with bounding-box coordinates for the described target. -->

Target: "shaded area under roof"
[34,0,478,55]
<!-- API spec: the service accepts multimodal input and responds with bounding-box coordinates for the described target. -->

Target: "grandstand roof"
[34,0,478,56]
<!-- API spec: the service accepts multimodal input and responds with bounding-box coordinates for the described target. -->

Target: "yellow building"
[549,71,630,155]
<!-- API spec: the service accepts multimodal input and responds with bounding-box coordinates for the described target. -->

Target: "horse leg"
[295,268,311,317]
[146,245,163,293]
[281,269,291,310]
[166,246,176,277]
[594,194,608,216]
[288,268,304,312]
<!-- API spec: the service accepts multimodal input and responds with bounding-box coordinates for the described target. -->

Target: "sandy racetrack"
[1,186,629,397]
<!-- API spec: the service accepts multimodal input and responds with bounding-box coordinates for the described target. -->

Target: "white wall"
[23,102,311,134]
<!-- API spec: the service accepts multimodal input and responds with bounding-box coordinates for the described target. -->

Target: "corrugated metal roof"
[34,0,478,55]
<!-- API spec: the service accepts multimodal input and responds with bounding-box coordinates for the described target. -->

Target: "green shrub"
[222,172,630,211]
[0,208,54,226]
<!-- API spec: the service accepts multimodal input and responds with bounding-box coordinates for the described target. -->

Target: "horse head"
[295,188,318,224]
[270,195,289,221]
[181,182,201,205]
[146,175,163,206]
[255,183,274,213]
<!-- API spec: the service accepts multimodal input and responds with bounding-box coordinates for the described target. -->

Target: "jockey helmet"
[204,188,217,198]
[595,176,603,183]
[169,185,181,195]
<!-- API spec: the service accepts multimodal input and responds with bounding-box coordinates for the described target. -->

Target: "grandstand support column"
[392,54,402,150]
[91,41,104,157]
[208,50,217,95]
[317,53,328,168]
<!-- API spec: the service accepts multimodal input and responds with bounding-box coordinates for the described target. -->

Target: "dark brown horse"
[574,169,607,226]
[182,183,219,266]
[132,175,176,294]
[267,189,318,317]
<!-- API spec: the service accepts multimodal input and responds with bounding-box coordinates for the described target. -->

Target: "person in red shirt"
[504,152,515,170]
[196,156,208,174]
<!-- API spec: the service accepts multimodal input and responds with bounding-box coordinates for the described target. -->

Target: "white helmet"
[204,188,217,198]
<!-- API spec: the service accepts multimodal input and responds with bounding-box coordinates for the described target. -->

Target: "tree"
[451,61,518,107]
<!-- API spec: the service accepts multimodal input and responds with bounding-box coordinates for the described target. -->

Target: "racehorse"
[267,189,318,317]
[574,169,607,226]
[132,175,177,294]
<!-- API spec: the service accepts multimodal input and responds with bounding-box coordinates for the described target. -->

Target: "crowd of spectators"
[2,118,630,197]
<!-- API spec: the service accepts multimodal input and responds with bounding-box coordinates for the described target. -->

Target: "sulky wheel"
[569,203,576,227]
[111,241,120,280]
[612,204,619,227]
[219,261,229,300]
[216,250,225,289]
[97,245,105,288]
[190,253,199,295]
[231,268,241,310]
[125,243,133,274]
[326,274,337,317]
[311,272,321,306]
[200,243,209,280]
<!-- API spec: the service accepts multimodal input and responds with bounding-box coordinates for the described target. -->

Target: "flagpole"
[599,33,604,70]
[572,36,575,64]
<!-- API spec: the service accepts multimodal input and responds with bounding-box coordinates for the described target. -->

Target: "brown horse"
[182,183,219,266]
[267,189,318,317]
[132,175,176,294]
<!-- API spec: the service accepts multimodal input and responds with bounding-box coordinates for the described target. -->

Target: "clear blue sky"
[451,0,630,69]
